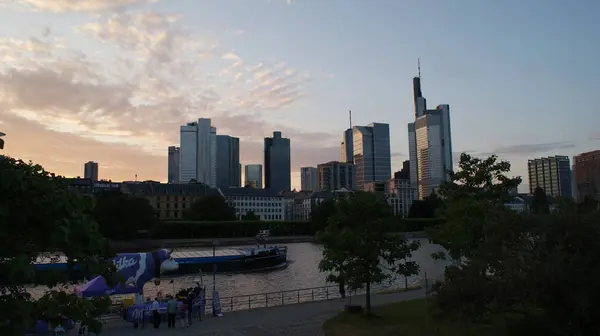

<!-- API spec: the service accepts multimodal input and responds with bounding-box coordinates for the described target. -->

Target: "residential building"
[167,146,180,183]
[179,118,217,186]
[216,135,241,189]
[341,128,353,163]
[121,182,219,220]
[527,155,572,198]
[317,161,355,191]
[219,187,285,221]
[353,123,391,190]
[264,131,291,191]
[66,178,121,195]
[244,164,263,188]
[300,167,318,191]
[84,161,99,181]
[574,150,600,201]
[298,191,333,221]
[386,178,417,218]
[408,74,453,199]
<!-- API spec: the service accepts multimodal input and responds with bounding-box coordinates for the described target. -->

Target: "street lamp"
[212,240,218,292]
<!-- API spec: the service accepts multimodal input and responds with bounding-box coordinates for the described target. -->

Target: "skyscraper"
[341,128,353,163]
[84,161,99,181]
[528,156,572,198]
[244,164,263,188]
[179,118,217,186]
[264,131,291,191]
[353,123,391,190]
[408,74,453,199]
[167,146,180,183]
[216,135,241,189]
[300,167,318,191]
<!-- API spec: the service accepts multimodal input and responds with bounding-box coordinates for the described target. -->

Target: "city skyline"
[1,0,599,191]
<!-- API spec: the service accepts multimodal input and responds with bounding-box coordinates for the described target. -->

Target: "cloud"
[11,0,159,13]
[491,141,575,156]
[0,10,334,183]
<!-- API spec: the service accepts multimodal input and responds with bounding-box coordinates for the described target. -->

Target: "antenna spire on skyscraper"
[349,110,352,129]
[418,58,421,78]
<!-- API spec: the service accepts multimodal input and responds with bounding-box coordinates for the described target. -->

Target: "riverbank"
[110,235,316,252]
[110,232,428,252]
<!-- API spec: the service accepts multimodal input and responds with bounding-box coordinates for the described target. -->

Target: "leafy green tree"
[408,192,443,218]
[531,186,550,214]
[93,190,157,240]
[310,198,336,231]
[241,211,260,221]
[183,194,236,221]
[318,191,420,314]
[429,153,522,262]
[0,155,116,335]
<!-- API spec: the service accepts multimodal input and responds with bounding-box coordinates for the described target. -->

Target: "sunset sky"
[1,0,599,191]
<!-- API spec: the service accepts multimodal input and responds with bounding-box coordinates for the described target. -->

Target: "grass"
[322,298,513,336]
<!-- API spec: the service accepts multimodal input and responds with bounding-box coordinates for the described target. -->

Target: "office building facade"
[353,123,391,190]
[573,150,600,201]
[216,135,241,189]
[341,128,354,163]
[300,167,318,191]
[317,161,355,191]
[84,161,99,181]
[244,164,263,188]
[527,156,572,198]
[408,76,453,199]
[264,131,291,191]
[179,118,217,186]
[167,146,180,183]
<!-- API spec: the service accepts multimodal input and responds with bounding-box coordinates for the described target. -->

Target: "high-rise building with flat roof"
[527,155,572,198]
[317,161,355,191]
[84,161,99,181]
[167,146,180,183]
[574,150,600,201]
[216,135,241,189]
[300,167,318,191]
[353,123,391,190]
[408,75,453,199]
[179,118,217,186]
[244,164,263,188]
[264,131,291,191]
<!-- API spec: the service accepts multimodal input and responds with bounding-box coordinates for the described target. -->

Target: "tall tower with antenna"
[341,110,354,163]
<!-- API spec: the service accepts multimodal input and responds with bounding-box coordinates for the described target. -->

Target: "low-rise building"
[219,187,285,221]
[121,182,219,220]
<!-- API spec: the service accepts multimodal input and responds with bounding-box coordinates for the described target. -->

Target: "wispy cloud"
[10,0,160,13]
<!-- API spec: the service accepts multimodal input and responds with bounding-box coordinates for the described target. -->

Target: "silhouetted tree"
[310,198,337,231]
[408,192,443,218]
[241,211,260,221]
[184,194,236,221]
[531,186,550,214]
[93,191,157,240]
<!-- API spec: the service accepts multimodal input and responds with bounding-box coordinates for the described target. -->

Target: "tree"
[428,153,522,262]
[408,192,443,218]
[0,155,116,335]
[93,190,158,240]
[241,211,260,221]
[318,191,420,314]
[531,186,550,214]
[183,194,236,221]
[310,198,337,231]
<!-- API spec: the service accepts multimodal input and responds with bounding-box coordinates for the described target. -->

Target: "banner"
[126,303,167,323]
[212,290,223,317]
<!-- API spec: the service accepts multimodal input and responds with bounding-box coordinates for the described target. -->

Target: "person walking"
[178,299,189,328]
[338,276,346,300]
[151,297,161,329]
[166,295,177,329]
[186,293,194,326]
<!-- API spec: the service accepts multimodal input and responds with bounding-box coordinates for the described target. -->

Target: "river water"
[29,239,450,300]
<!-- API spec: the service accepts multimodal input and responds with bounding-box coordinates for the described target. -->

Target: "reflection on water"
[28,239,450,300]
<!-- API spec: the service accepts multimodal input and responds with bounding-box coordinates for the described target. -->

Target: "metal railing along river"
[104,277,428,321]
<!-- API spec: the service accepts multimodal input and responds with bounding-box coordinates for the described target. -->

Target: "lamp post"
[212,240,218,292]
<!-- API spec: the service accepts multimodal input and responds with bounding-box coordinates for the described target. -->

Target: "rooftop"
[122,182,219,196]
[219,187,283,198]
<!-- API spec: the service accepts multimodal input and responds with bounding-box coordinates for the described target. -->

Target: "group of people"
[149,291,200,329]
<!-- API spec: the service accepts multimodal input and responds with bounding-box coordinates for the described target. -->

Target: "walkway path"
[98,289,427,336]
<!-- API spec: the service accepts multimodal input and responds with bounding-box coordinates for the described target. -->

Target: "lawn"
[322,298,512,336]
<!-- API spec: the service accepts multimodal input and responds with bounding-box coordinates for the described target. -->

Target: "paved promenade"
[98,289,427,336]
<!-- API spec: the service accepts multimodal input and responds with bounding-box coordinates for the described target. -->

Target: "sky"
[0,0,599,192]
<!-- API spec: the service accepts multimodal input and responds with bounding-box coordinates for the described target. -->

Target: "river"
[28,239,450,300]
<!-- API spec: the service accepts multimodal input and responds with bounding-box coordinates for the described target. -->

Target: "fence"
[106,275,429,320]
